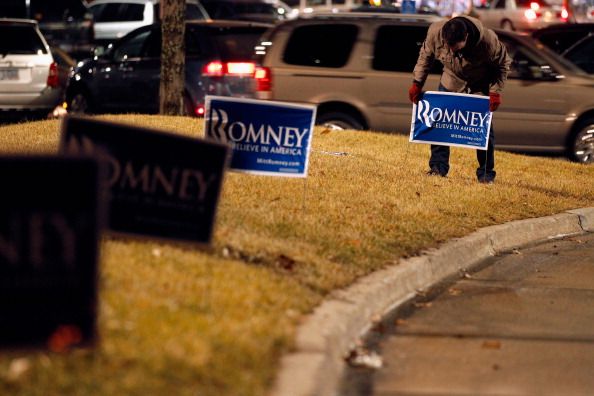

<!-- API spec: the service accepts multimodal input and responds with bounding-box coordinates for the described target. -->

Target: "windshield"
[193,26,270,60]
[0,25,48,55]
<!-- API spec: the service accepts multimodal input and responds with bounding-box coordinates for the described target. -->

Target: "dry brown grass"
[0,114,592,395]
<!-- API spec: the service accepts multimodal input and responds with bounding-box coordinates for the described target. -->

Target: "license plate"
[0,69,19,80]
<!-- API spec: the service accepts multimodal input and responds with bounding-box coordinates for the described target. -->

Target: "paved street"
[341,232,594,396]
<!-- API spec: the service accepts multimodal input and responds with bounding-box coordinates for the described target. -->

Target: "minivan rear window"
[191,26,269,59]
[0,25,47,55]
[282,24,358,68]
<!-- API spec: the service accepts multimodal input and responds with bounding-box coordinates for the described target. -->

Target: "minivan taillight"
[202,61,271,92]
[254,66,271,92]
[47,62,59,88]
[202,61,260,77]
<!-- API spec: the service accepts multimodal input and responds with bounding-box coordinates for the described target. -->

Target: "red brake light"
[195,105,205,116]
[561,7,569,20]
[202,61,271,91]
[47,62,59,88]
[255,66,271,92]
[203,61,224,76]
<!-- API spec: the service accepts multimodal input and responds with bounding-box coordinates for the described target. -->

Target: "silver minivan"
[0,19,64,114]
[256,13,594,162]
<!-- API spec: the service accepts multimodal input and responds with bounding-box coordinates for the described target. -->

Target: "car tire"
[569,120,594,163]
[317,112,364,131]
[68,90,92,114]
[501,20,515,31]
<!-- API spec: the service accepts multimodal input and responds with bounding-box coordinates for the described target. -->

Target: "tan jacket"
[413,16,511,95]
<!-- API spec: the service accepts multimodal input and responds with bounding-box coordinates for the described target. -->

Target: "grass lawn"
[0,114,593,395]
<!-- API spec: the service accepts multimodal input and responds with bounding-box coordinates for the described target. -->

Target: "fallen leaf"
[348,239,361,247]
[47,325,83,353]
[6,358,31,381]
[482,340,502,350]
[448,288,462,296]
[277,254,296,271]
[346,347,383,369]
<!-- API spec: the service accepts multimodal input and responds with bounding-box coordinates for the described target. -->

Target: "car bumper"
[0,89,63,111]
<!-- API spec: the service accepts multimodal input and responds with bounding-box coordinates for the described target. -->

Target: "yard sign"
[204,96,316,177]
[410,91,492,150]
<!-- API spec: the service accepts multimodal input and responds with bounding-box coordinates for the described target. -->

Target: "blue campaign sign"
[409,91,492,150]
[204,96,316,177]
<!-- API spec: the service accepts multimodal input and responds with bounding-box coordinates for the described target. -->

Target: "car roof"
[532,22,594,36]
[89,0,199,5]
[201,0,287,3]
[184,19,274,28]
[298,12,443,23]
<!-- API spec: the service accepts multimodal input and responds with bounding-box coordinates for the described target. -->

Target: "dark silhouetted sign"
[0,157,101,349]
[60,116,229,245]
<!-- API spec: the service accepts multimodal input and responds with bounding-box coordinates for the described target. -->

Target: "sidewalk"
[344,232,594,395]
[269,208,594,396]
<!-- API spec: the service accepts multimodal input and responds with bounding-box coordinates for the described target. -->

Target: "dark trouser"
[429,84,496,182]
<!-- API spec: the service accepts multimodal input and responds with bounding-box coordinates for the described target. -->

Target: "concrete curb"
[269,207,594,396]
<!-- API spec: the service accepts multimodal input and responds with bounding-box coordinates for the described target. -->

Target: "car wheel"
[69,91,91,114]
[317,112,364,131]
[501,20,515,31]
[570,121,594,163]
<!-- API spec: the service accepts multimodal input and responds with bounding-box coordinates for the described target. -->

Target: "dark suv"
[67,20,272,117]
[0,0,94,60]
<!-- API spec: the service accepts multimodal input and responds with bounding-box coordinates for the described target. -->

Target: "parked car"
[0,19,68,117]
[88,0,210,48]
[532,22,594,53]
[474,0,569,31]
[0,0,94,60]
[200,0,298,23]
[562,32,594,73]
[255,12,594,162]
[67,20,272,117]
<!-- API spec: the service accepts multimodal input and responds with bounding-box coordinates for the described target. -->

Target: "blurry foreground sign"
[204,96,316,177]
[410,91,492,150]
[0,157,101,349]
[60,116,229,245]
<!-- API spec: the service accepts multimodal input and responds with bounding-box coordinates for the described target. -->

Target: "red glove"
[408,82,423,104]
[489,92,501,112]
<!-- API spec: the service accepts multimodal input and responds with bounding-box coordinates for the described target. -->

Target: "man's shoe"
[427,167,447,177]
[478,177,494,184]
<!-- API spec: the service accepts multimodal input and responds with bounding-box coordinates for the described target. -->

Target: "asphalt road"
[341,232,594,396]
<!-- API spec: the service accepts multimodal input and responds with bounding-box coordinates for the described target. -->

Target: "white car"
[0,19,64,115]
[474,0,569,31]
[87,0,210,48]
